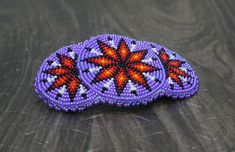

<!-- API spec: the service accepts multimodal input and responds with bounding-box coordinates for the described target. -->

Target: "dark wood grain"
[0,0,235,151]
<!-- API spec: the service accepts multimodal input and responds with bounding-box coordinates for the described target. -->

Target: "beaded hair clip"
[35,34,199,112]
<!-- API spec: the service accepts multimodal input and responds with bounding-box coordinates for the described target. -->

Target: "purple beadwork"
[35,34,199,112]
[35,43,98,112]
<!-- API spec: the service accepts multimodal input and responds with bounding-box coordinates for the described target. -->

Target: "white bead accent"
[143,73,155,81]
[152,48,158,54]
[130,44,136,52]
[128,80,136,91]
[142,58,153,63]
[58,85,66,94]
[179,67,187,72]
[69,51,75,59]
[79,84,86,94]
[51,62,60,67]
[91,49,103,55]
[89,67,102,72]
[168,77,174,84]
[109,40,116,49]
[104,78,114,88]
[169,54,175,59]
[179,76,187,82]
[47,76,57,83]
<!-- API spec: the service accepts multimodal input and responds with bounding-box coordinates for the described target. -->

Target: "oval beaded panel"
[78,34,166,106]
[35,43,98,112]
[148,43,199,99]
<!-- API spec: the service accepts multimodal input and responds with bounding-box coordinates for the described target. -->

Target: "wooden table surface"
[0,0,234,152]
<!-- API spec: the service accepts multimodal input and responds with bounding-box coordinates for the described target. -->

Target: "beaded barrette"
[35,34,199,112]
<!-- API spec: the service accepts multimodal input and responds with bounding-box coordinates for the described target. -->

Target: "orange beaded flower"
[158,48,189,89]
[84,38,158,95]
[42,49,87,101]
